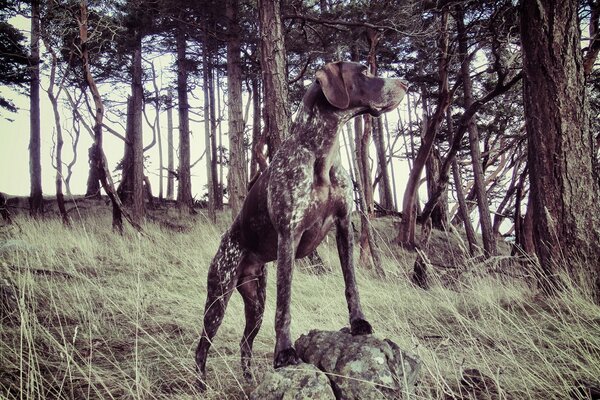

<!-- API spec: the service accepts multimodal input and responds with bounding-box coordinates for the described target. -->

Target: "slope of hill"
[1,204,598,399]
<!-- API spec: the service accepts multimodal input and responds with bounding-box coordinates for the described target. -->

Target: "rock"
[250,362,336,400]
[295,329,420,399]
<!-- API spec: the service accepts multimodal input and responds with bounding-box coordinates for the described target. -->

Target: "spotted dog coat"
[195,61,408,389]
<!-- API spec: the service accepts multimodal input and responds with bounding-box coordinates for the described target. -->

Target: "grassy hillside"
[1,206,599,399]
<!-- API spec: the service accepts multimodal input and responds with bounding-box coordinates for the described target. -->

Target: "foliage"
[0,2,29,113]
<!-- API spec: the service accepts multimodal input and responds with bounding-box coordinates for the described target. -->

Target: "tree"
[175,25,193,212]
[29,0,43,216]
[521,0,600,301]
[456,6,496,255]
[397,8,452,249]
[0,2,29,115]
[166,90,175,200]
[258,0,290,158]
[226,0,246,218]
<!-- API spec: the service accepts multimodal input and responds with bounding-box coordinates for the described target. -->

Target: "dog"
[195,61,408,388]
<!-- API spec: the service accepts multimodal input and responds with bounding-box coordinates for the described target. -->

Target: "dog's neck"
[292,83,356,158]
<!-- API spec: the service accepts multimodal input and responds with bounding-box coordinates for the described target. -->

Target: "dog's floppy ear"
[315,62,350,109]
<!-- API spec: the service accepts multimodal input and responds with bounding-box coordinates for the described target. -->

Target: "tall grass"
[0,210,598,399]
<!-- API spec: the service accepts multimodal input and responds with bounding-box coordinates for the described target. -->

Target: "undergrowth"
[0,207,598,399]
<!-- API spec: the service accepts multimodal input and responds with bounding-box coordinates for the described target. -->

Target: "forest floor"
[0,200,599,399]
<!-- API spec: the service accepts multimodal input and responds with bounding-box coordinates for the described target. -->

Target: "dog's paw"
[197,377,207,392]
[273,347,301,368]
[351,318,373,335]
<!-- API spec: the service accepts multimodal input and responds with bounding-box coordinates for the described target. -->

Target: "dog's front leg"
[336,215,373,335]
[273,229,301,368]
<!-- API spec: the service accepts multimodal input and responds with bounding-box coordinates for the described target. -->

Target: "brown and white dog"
[195,61,407,389]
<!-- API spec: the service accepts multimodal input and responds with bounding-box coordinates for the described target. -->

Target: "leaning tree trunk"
[29,0,43,217]
[78,0,145,233]
[397,9,451,249]
[175,27,194,213]
[521,0,600,301]
[226,0,247,218]
[457,8,496,256]
[45,38,69,225]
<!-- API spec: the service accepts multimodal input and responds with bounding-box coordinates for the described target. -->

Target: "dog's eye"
[361,68,369,76]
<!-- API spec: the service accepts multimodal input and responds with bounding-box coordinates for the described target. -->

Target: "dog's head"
[309,61,408,118]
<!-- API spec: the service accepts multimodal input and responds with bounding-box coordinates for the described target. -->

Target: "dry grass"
[0,206,599,399]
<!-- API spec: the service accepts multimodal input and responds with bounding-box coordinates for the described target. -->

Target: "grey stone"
[250,362,336,400]
[295,330,420,400]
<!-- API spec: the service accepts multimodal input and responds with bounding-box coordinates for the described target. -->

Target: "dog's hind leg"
[195,229,243,390]
[237,263,267,381]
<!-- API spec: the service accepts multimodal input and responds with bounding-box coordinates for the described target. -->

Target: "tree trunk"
[0,193,11,224]
[166,91,174,200]
[373,117,394,211]
[425,146,448,229]
[176,27,193,212]
[149,61,164,201]
[249,78,265,179]
[446,109,478,255]
[521,0,600,301]
[397,9,451,249]
[226,0,246,218]
[45,38,69,225]
[457,8,496,256]
[78,0,143,233]
[216,72,224,207]
[347,122,385,277]
[258,0,290,158]
[130,41,145,223]
[29,0,43,217]
[202,24,216,222]
[207,57,221,210]
[85,145,101,198]
[118,97,134,202]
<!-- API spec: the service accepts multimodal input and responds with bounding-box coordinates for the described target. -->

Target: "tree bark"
[521,0,600,301]
[457,8,496,256]
[130,41,145,223]
[29,0,43,217]
[176,27,193,212]
[202,24,216,222]
[425,146,448,229]
[207,57,221,210]
[149,61,164,201]
[226,0,247,218]
[249,78,265,179]
[258,0,290,157]
[166,91,174,200]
